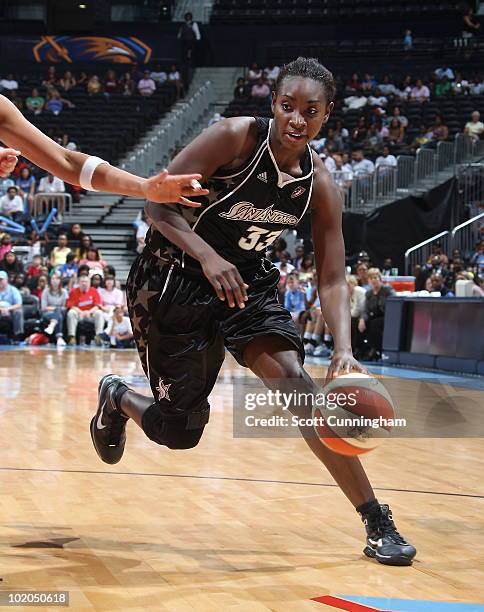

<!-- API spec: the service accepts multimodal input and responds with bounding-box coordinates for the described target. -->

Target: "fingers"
[353,361,370,375]
[0,148,21,157]
[177,196,201,208]
[210,278,226,303]
[218,276,235,307]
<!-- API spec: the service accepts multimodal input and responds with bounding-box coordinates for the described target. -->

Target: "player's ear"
[271,90,277,114]
[322,101,334,123]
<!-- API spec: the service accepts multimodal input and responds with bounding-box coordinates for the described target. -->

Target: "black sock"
[115,386,129,416]
[356,498,380,515]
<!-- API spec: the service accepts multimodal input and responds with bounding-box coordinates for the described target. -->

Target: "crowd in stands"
[0,221,133,348]
[269,236,484,362]
[227,62,484,186]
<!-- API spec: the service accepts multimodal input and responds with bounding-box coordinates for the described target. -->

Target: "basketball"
[312,373,396,456]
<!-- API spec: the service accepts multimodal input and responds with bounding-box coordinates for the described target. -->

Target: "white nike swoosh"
[368,538,383,547]
[97,401,107,429]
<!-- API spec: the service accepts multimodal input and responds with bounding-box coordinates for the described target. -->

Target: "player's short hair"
[275,57,336,103]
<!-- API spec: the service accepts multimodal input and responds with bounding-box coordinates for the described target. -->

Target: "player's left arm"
[0,94,206,205]
[310,154,368,380]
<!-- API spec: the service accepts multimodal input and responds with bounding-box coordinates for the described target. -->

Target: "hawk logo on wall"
[33,36,151,64]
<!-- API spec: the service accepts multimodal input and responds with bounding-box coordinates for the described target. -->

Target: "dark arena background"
[0,1,483,611]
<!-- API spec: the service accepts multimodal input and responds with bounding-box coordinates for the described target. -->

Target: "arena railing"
[451,211,484,257]
[33,192,72,218]
[343,134,481,212]
[457,163,484,218]
[121,81,215,177]
[404,230,451,276]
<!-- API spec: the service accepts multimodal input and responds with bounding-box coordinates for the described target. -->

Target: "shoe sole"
[90,375,125,465]
[363,545,414,566]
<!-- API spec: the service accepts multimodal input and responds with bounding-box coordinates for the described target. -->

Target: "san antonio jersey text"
[145,117,314,272]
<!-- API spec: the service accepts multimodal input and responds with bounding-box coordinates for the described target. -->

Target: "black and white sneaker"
[90,374,129,465]
[361,504,416,566]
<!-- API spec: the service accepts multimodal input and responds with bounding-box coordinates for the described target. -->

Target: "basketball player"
[0,94,206,206]
[91,58,416,566]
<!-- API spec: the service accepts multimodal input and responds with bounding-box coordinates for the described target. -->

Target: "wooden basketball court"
[1,348,483,611]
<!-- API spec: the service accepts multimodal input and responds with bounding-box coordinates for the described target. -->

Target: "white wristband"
[79,156,108,191]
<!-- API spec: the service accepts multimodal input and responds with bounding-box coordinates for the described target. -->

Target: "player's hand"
[200,253,249,309]
[142,170,208,207]
[0,148,20,177]
[325,349,369,384]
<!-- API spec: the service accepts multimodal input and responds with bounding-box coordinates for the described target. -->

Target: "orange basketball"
[312,373,396,456]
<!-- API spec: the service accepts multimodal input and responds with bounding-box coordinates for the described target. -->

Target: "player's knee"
[141,403,209,450]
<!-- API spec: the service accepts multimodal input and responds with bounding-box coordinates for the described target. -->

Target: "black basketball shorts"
[125,253,304,420]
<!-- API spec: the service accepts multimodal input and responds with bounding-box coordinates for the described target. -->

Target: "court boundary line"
[0,466,483,499]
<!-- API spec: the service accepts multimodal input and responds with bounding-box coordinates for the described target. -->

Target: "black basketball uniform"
[126,117,314,438]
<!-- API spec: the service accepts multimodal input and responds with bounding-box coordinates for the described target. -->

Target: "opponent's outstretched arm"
[0,94,206,206]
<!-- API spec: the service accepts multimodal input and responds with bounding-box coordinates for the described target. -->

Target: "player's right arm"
[145,117,257,308]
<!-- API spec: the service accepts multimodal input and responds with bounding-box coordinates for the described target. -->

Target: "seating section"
[211,0,459,24]
[17,74,178,165]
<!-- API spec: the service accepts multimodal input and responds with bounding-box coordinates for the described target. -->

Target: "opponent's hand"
[325,349,369,384]
[200,253,249,309]
[142,170,208,207]
[0,148,20,177]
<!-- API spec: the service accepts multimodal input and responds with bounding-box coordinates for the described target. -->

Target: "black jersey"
[145,117,314,273]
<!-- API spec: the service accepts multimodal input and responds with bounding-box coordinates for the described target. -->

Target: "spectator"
[0,250,23,277]
[410,79,430,103]
[435,76,452,97]
[0,186,25,223]
[178,12,201,64]
[364,125,385,153]
[299,253,315,283]
[303,289,329,357]
[87,75,102,95]
[9,91,23,111]
[344,93,367,110]
[0,235,12,261]
[251,77,270,101]
[431,272,454,296]
[361,73,377,91]
[104,69,119,95]
[102,305,134,348]
[0,172,15,196]
[382,258,394,275]
[264,65,280,84]
[347,275,366,358]
[234,77,249,100]
[26,229,43,262]
[135,211,149,254]
[58,70,76,92]
[137,70,156,97]
[66,274,104,346]
[0,270,23,340]
[26,254,43,284]
[403,29,413,51]
[378,75,398,97]
[334,120,350,146]
[470,240,484,278]
[346,73,361,93]
[358,268,395,360]
[50,233,71,268]
[76,234,95,261]
[38,173,65,194]
[16,167,36,214]
[410,124,432,152]
[98,274,125,316]
[388,117,405,145]
[45,89,74,115]
[168,64,183,99]
[284,273,307,329]
[368,88,388,108]
[429,115,449,144]
[59,252,78,285]
[66,223,84,249]
[90,273,103,291]
[389,106,408,128]
[120,72,135,96]
[78,71,88,87]
[351,117,368,145]
[292,245,306,271]
[31,274,48,300]
[356,262,370,289]
[376,145,397,168]
[13,273,29,297]
[248,63,263,82]
[41,274,68,346]
[151,64,167,86]
[79,247,107,274]
[42,66,58,88]
[462,6,480,41]
[435,66,455,81]
[274,250,295,287]
[465,111,484,141]
[351,148,375,175]
[60,133,77,151]
[0,74,18,92]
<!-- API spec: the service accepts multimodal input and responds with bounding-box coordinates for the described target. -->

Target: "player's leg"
[243,334,416,566]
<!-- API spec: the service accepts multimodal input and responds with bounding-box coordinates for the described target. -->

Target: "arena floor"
[1,348,483,611]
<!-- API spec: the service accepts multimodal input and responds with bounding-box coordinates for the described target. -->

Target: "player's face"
[272,77,332,148]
